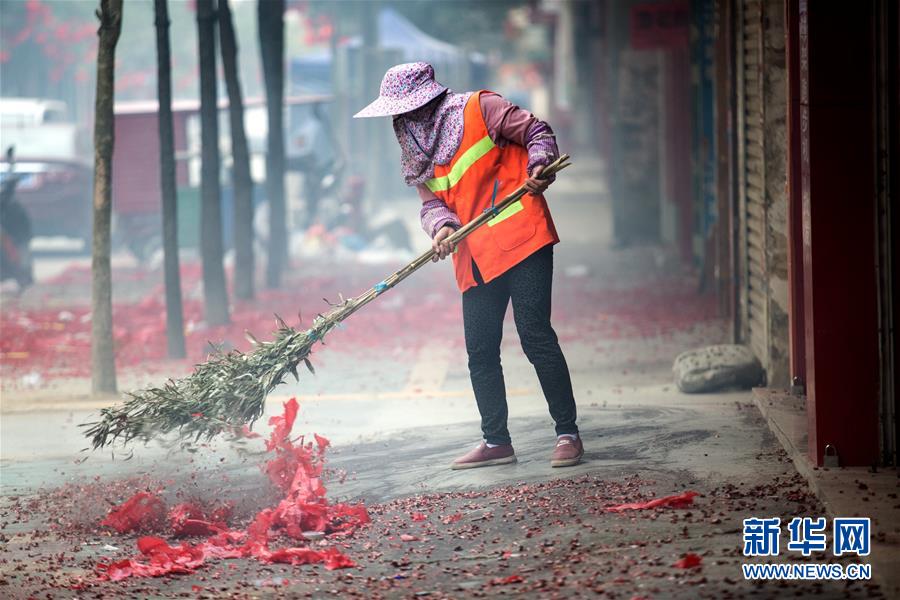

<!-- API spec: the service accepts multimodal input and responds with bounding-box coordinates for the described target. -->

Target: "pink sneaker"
[551,436,583,467]
[451,442,516,470]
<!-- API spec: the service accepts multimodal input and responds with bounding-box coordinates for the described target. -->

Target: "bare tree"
[219,0,254,300]
[91,0,123,395]
[154,0,186,358]
[196,0,230,325]
[258,0,287,288]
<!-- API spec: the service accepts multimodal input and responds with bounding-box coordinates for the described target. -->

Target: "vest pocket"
[489,210,536,250]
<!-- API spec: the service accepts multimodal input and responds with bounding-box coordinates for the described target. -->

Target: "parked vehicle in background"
[0,157,92,245]
[113,95,332,261]
[0,98,92,249]
[0,97,67,122]
[0,97,90,162]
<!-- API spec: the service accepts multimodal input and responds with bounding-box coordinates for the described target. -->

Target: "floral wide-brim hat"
[353,62,447,118]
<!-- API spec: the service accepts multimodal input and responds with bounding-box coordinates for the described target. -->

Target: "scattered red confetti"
[605,491,699,512]
[490,574,525,585]
[100,491,165,533]
[673,553,703,569]
[0,260,458,381]
[96,398,368,581]
[1,259,715,384]
[411,512,427,522]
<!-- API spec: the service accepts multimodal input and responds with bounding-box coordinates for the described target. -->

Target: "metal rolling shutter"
[740,0,768,364]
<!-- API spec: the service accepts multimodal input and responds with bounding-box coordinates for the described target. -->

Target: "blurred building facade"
[598,0,899,469]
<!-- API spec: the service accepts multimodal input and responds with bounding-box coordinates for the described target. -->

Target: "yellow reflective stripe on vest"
[487,199,524,226]
[425,135,496,193]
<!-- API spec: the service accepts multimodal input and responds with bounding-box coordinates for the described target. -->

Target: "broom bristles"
[82,298,354,449]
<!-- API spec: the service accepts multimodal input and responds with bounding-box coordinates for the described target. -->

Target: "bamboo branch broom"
[82,154,572,449]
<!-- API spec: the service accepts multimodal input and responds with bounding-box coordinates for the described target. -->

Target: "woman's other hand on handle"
[525,165,552,196]
[431,225,456,261]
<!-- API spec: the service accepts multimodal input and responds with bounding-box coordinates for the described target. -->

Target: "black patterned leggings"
[462,244,578,445]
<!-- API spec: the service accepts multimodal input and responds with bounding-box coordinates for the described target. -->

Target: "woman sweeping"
[355,62,582,469]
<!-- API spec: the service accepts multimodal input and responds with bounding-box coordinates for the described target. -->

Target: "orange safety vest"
[425,90,559,292]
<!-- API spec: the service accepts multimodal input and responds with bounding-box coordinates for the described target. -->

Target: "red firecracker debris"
[320,547,357,570]
[673,553,703,569]
[490,574,525,585]
[411,512,427,522]
[100,491,165,533]
[1,259,714,384]
[167,503,227,538]
[238,425,261,439]
[314,433,330,450]
[605,491,699,512]
[96,398,369,581]
[209,502,234,524]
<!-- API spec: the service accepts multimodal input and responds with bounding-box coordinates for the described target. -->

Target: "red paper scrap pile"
[96,398,369,581]
[673,553,703,569]
[100,491,165,534]
[167,502,231,538]
[605,490,699,512]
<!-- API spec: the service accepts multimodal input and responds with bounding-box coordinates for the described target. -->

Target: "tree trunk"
[219,0,254,300]
[91,0,123,395]
[196,0,230,326]
[258,0,287,288]
[154,0,186,358]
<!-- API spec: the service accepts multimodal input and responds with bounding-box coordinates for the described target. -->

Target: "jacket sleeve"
[417,184,461,238]
[479,92,560,175]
